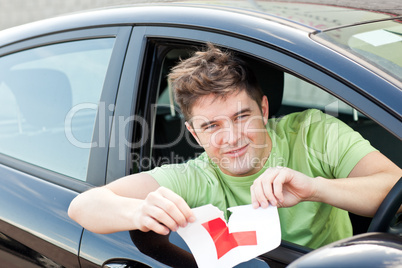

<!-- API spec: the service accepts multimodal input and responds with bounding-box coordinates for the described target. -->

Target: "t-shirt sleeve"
[144,163,191,201]
[305,109,377,178]
[143,153,221,208]
[332,126,377,178]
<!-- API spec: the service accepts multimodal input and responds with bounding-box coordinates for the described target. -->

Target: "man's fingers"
[262,177,278,207]
[149,204,182,231]
[272,170,286,203]
[262,168,284,206]
[251,181,268,208]
[252,177,275,208]
[251,167,289,208]
[143,187,195,234]
[139,214,170,235]
[157,187,195,224]
[250,185,259,208]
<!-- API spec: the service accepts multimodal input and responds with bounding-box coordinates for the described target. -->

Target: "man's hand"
[68,174,195,235]
[250,167,316,208]
[134,187,196,235]
[250,152,401,217]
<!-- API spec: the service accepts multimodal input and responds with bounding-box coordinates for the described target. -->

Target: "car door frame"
[101,24,402,267]
[0,25,131,267]
[107,24,402,181]
[0,25,132,189]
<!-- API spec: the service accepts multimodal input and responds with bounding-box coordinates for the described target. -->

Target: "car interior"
[145,44,402,243]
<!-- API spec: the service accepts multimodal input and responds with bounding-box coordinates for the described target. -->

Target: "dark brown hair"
[168,43,263,121]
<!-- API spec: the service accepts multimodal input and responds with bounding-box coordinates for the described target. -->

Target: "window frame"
[0,26,132,191]
[110,25,401,265]
[108,25,401,182]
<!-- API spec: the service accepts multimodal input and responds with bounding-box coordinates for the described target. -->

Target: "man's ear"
[261,95,269,125]
[185,121,202,146]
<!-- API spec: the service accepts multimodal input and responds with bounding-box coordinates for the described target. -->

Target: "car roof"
[174,1,400,30]
[0,1,401,48]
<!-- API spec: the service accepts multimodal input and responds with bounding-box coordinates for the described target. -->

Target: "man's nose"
[222,122,242,146]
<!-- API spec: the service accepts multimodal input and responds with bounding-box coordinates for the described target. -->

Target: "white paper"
[177,204,281,268]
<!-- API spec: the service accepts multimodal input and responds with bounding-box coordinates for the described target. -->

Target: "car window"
[282,74,356,116]
[126,34,401,265]
[280,73,401,168]
[0,38,115,181]
[314,19,402,83]
[148,45,401,248]
[149,46,401,171]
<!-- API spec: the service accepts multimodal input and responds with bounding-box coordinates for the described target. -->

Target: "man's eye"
[236,114,249,121]
[204,124,217,131]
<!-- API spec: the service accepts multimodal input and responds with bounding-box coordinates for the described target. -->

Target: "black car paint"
[289,232,402,268]
[0,3,401,267]
[0,164,81,267]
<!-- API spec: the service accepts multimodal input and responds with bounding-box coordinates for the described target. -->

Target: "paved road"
[0,0,401,31]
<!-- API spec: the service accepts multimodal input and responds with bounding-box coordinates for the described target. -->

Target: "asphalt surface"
[0,0,401,31]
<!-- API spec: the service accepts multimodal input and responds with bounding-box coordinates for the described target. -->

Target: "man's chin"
[222,166,258,177]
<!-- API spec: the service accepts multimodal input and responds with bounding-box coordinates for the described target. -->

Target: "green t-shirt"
[146,109,376,249]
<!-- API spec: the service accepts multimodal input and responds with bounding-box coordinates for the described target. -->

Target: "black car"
[0,1,401,267]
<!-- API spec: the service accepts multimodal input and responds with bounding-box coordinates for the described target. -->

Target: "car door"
[77,27,177,268]
[79,26,309,267]
[0,26,131,267]
[88,25,400,268]
[110,26,316,267]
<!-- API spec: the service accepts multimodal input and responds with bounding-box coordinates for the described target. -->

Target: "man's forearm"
[69,184,195,235]
[68,187,142,234]
[311,172,400,217]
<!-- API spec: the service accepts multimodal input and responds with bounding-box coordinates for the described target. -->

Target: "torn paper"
[177,204,281,268]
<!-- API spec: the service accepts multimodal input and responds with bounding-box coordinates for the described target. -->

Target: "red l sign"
[202,217,257,259]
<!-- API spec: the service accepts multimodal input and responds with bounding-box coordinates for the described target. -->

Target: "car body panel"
[288,232,402,267]
[0,163,81,267]
[79,231,160,267]
[0,1,397,47]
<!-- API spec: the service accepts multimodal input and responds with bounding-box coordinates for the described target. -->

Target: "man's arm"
[68,173,195,234]
[251,151,402,217]
[313,151,401,216]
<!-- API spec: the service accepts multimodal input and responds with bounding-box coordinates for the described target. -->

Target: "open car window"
[150,46,401,172]
[280,73,401,169]
[128,42,401,267]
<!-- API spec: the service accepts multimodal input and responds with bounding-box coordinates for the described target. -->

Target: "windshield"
[313,18,402,84]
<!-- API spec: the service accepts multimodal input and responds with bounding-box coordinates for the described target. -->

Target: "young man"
[69,44,401,249]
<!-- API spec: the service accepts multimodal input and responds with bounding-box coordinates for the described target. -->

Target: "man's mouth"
[223,144,249,157]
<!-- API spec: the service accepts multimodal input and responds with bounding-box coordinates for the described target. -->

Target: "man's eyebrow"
[234,108,252,117]
[198,108,252,129]
[200,119,218,129]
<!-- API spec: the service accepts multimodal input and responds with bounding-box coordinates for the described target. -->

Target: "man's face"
[186,90,271,177]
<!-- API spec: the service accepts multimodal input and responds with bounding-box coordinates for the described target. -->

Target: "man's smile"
[222,144,249,158]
